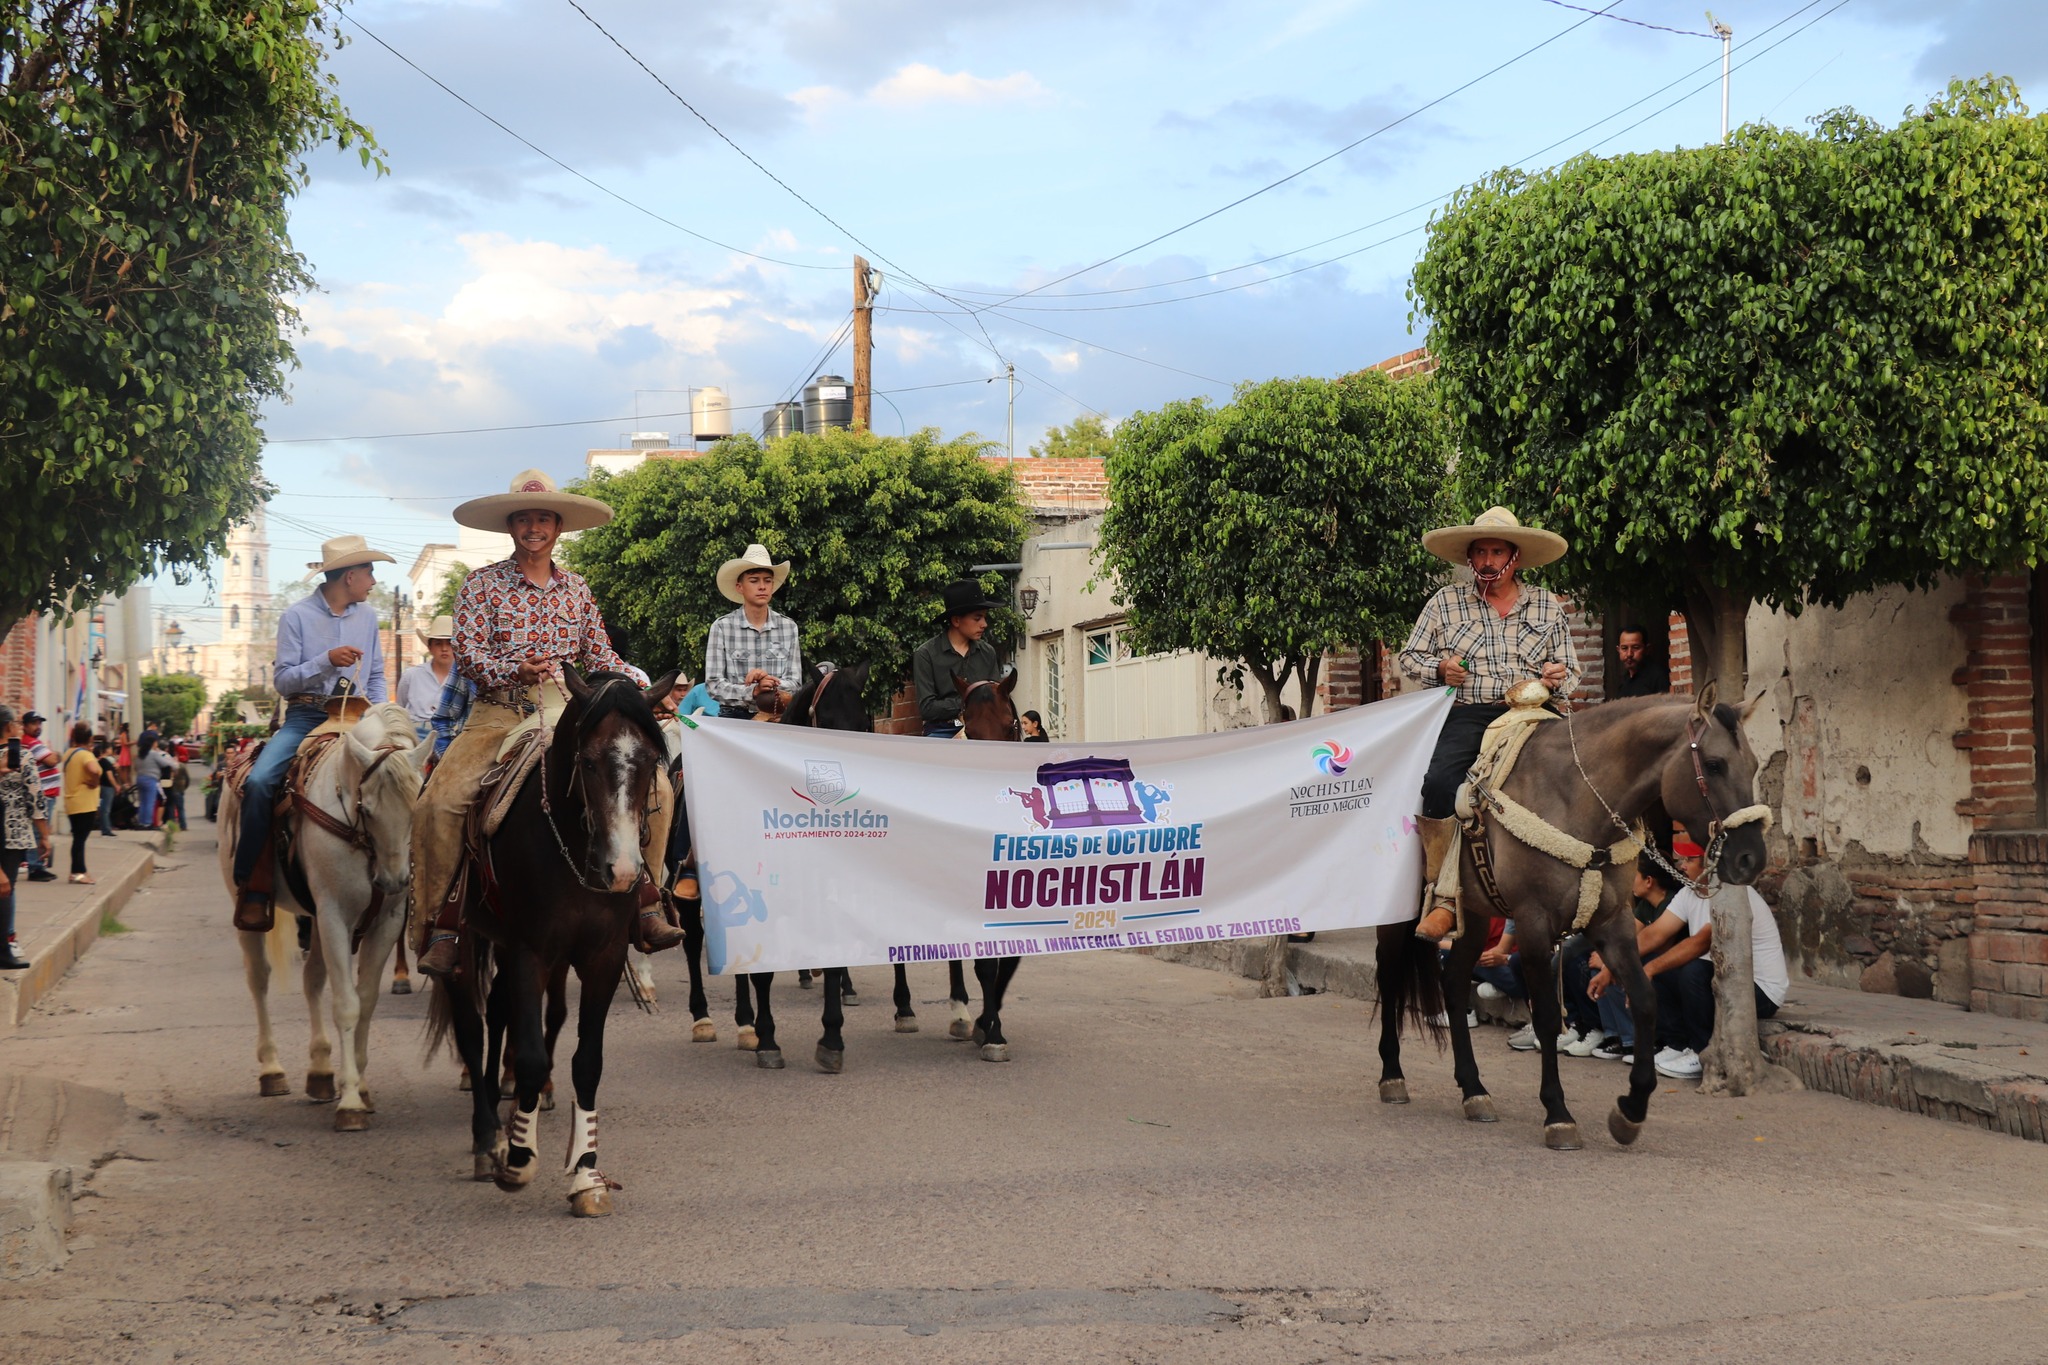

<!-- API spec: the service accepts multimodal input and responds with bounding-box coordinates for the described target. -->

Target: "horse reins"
[537,677,665,894]
[960,677,1020,740]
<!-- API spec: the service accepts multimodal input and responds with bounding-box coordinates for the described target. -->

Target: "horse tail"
[1373,923,1447,1047]
[263,913,293,982]
[423,974,456,1062]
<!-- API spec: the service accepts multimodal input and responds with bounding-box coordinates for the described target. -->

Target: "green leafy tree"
[141,673,205,734]
[0,2,378,623]
[1410,78,2048,694]
[1097,372,1450,723]
[1029,413,1113,461]
[210,686,244,726]
[430,563,470,621]
[565,428,1030,709]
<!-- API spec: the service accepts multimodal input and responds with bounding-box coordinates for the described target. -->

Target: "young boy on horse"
[912,580,1005,738]
[1398,506,1582,941]
[703,544,802,720]
[396,614,458,741]
[232,534,394,932]
[410,469,683,979]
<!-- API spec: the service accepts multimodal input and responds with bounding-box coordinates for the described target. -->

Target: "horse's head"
[957,669,1021,742]
[344,702,435,896]
[561,666,678,894]
[1658,681,1770,886]
[783,662,873,733]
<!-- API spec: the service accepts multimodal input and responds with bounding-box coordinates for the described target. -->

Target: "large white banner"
[677,687,1454,976]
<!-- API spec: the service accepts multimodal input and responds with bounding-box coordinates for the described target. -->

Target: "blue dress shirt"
[273,591,389,702]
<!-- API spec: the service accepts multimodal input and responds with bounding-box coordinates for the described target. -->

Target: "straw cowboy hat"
[1421,505,1568,569]
[306,533,396,576]
[453,468,614,534]
[415,613,455,646]
[716,544,791,603]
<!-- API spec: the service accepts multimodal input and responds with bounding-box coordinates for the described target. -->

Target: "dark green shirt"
[912,632,1002,724]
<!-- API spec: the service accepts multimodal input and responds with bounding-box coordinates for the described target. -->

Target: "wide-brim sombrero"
[453,468,613,534]
[1421,505,1567,569]
[715,543,792,603]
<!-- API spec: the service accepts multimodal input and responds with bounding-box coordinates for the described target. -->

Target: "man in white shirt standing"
[395,614,457,740]
[1588,826,1789,1080]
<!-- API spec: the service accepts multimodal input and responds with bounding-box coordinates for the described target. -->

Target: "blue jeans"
[97,781,115,835]
[231,704,325,886]
[135,774,161,828]
[165,788,187,831]
[1563,933,1648,1045]
[923,722,959,738]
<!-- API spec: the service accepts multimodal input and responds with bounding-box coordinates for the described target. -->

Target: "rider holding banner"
[231,534,393,932]
[410,469,682,980]
[1398,507,1581,941]
[912,580,1006,737]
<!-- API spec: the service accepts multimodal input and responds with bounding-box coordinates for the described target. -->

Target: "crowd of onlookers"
[0,705,191,972]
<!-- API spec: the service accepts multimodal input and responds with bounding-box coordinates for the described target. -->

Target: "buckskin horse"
[218,701,432,1130]
[427,666,677,1216]
[1374,683,1769,1149]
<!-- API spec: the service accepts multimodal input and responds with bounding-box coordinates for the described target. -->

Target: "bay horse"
[1374,683,1768,1150]
[952,672,1025,1062]
[218,701,432,1129]
[427,666,677,1216]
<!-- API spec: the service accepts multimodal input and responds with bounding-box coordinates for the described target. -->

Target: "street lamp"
[1017,585,1039,619]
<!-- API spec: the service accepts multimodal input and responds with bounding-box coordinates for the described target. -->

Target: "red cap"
[1671,834,1705,858]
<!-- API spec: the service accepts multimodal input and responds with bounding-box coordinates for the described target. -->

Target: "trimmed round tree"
[1097,371,1450,724]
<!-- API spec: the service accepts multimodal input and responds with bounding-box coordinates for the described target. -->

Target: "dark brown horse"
[427,666,677,1215]
[954,671,1026,1062]
[1375,684,1767,1149]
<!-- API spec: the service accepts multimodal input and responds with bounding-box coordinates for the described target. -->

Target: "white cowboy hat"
[1421,505,1568,569]
[452,468,613,534]
[715,543,791,603]
[306,534,396,576]
[415,613,455,646]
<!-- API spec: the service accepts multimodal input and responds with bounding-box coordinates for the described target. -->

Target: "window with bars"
[1042,636,1065,738]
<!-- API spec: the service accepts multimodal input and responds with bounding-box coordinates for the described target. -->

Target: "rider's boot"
[635,874,685,954]
[1414,815,1460,941]
[233,845,276,933]
[417,889,464,980]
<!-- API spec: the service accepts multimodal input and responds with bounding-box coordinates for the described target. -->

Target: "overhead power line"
[337,14,836,272]
[1534,0,1718,38]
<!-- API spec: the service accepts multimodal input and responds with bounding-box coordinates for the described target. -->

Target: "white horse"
[218,702,432,1131]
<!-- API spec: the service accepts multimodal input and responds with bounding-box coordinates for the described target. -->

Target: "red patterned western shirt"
[453,558,645,692]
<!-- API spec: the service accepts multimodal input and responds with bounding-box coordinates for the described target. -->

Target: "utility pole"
[1006,364,1016,460]
[1709,13,1732,142]
[852,255,873,431]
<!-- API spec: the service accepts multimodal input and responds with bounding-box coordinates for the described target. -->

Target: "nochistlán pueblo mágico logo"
[1289,740,1373,818]
[760,759,891,839]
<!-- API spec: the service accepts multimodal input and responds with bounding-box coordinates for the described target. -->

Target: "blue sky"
[156,0,2047,641]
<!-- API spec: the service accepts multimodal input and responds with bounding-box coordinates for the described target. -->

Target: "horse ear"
[344,726,377,767]
[409,733,436,772]
[1740,688,1766,723]
[1691,679,1718,720]
[563,665,591,701]
[844,661,871,694]
[953,673,973,697]
[999,667,1019,698]
[642,670,680,708]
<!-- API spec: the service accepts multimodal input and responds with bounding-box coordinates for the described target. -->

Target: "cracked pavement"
[1,825,2044,1362]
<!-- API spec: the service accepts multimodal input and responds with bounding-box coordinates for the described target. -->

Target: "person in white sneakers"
[1588,826,1789,1078]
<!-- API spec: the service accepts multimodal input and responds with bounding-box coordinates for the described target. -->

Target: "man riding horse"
[410,469,684,980]
[232,534,394,932]
[1398,506,1581,941]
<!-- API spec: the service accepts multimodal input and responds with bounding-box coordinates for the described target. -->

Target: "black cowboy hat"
[940,580,1003,619]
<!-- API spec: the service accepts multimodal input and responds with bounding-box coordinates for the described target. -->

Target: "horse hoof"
[568,1187,613,1218]
[948,1019,973,1041]
[333,1107,370,1133]
[1378,1079,1410,1105]
[539,1087,556,1113]
[842,988,861,1007]
[816,1046,844,1074]
[971,1025,987,1046]
[494,1156,538,1192]
[1544,1122,1583,1151]
[691,1019,717,1043]
[305,1073,337,1104]
[259,1073,290,1098]
[390,977,412,996]
[1462,1095,1499,1123]
[737,1027,759,1052]
[756,1049,785,1070]
[980,1043,1010,1063]
[458,1068,472,1092]
[472,1152,498,1182]
[894,1015,920,1034]
[1607,1105,1644,1146]
[359,1090,375,1113]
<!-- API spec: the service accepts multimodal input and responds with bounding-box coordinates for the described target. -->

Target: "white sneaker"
[1427,1009,1480,1028]
[1556,1026,1585,1052]
[1564,1028,1606,1058]
[1475,982,1507,1004]
[1655,1047,1702,1079]
[1507,1024,1538,1051]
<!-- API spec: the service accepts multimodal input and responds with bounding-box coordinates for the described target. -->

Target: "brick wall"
[0,615,35,711]
[1970,831,2048,1022]
[1951,574,2038,831]
[1667,611,1692,693]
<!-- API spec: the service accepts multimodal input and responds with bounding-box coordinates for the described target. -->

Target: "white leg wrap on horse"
[506,1102,540,1156]
[564,1103,598,1175]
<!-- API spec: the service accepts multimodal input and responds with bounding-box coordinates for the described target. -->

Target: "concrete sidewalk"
[1,832,156,1040]
[1141,927,2048,1144]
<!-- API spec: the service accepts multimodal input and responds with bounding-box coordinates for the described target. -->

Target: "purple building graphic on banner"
[1034,757,1147,829]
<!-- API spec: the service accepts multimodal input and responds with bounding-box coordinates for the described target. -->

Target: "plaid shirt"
[454,558,643,693]
[1398,580,1582,704]
[702,607,801,709]
[428,672,478,758]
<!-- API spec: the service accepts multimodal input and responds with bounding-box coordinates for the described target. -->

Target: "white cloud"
[1046,348,1082,374]
[870,63,1049,107]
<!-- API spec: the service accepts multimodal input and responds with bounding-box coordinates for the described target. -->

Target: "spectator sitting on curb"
[1560,852,1683,1059]
[1588,826,1790,1079]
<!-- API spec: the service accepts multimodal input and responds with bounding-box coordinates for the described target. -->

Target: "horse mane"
[359,701,417,750]
[783,664,872,732]
[565,671,664,752]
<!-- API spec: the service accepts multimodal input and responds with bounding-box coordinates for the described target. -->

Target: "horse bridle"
[960,677,1020,740]
[803,667,836,727]
[537,677,665,893]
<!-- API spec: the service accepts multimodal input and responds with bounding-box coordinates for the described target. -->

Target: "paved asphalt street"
[3,825,2044,1363]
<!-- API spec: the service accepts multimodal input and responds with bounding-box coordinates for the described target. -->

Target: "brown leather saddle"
[226,733,388,946]
[443,726,550,923]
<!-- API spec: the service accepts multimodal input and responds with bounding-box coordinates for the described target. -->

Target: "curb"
[0,848,155,1039]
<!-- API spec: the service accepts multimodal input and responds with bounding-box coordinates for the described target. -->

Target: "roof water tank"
[760,401,802,441]
[628,431,671,450]
[691,387,732,441]
[802,375,852,435]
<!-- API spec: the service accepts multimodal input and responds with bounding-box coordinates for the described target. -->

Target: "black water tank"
[760,401,802,441]
[802,375,852,435]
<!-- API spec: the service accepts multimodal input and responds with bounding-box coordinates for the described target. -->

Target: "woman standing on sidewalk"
[60,722,101,885]
[0,707,54,969]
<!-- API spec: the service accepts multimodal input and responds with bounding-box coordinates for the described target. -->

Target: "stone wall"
[0,616,35,712]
